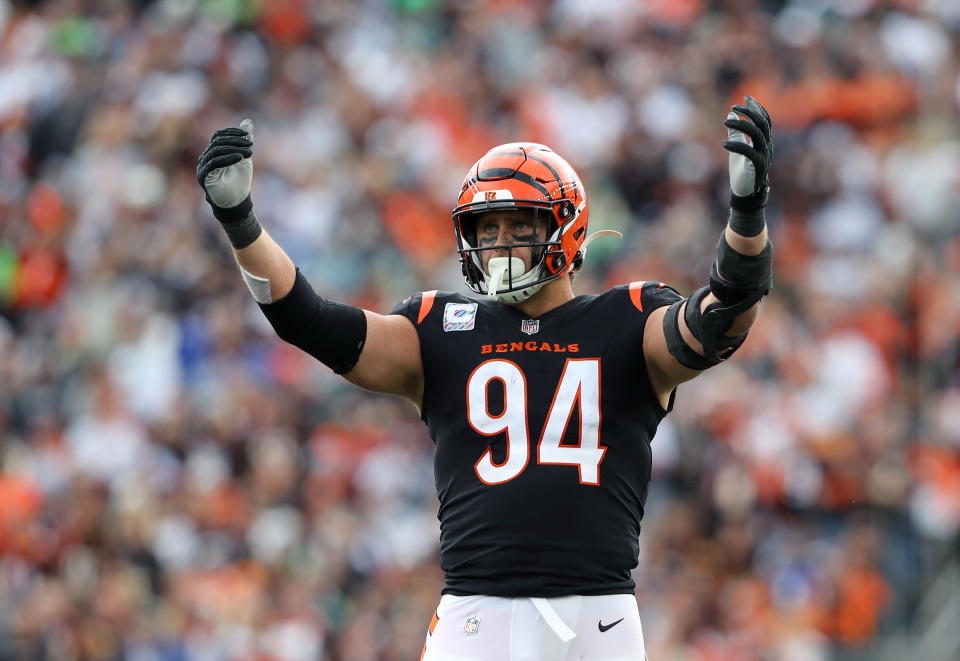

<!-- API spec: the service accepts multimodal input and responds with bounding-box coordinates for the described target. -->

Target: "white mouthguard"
[486,256,527,300]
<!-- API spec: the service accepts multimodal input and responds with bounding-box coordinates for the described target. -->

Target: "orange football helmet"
[452,143,597,303]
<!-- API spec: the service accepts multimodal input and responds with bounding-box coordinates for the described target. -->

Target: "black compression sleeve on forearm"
[258,269,367,374]
[710,233,773,303]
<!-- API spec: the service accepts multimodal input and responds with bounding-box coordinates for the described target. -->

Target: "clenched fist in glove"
[722,96,773,227]
[196,119,262,249]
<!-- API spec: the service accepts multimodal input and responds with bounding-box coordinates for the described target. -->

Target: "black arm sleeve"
[258,269,367,374]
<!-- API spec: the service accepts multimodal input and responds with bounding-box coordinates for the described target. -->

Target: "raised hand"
[196,119,261,249]
[197,119,254,210]
[722,96,772,212]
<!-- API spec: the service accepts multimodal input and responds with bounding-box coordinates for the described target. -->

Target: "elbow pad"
[258,269,367,374]
[663,235,773,369]
[663,288,749,370]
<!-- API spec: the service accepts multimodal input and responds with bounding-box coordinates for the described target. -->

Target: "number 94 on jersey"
[466,358,604,486]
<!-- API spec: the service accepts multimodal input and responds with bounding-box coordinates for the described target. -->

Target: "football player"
[196,96,773,660]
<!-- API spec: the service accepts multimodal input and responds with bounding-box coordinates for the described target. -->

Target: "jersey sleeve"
[615,281,685,414]
[625,280,684,315]
[389,293,418,320]
[388,290,446,423]
[389,290,439,325]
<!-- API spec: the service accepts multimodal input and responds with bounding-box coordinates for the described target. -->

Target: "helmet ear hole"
[461,254,484,286]
[459,214,478,246]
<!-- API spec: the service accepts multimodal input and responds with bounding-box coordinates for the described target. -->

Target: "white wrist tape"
[237,262,272,303]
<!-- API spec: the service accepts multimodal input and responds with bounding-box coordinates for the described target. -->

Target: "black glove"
[722,96,773,214]
[197,120,254,217]
[196,120,261,249]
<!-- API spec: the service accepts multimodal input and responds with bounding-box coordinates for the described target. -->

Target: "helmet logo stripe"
[478,169,551,198]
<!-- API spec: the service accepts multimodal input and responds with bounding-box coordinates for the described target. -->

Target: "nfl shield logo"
[463,615,480,636]
[521,319,539,335]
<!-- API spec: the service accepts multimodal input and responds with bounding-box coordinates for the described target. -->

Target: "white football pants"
[420,593,647,660]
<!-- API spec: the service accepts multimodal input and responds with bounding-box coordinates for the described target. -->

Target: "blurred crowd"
[1,0,958,659]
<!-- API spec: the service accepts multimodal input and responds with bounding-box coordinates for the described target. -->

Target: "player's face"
[474,209,548,273]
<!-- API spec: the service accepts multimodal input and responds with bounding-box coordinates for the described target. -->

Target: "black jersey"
[390,281,682,598]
